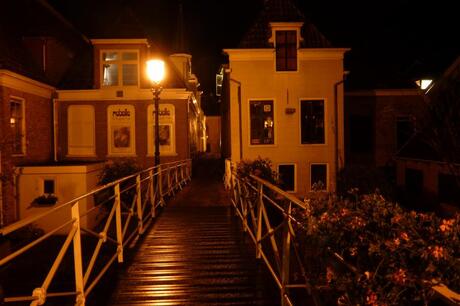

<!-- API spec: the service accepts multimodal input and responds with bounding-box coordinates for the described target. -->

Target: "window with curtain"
[10,98,25,155]
[102,50,139,86]
[250,100,274,145]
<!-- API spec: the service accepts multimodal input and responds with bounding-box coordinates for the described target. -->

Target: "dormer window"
[102,50,139,86]
[275,30,297,71]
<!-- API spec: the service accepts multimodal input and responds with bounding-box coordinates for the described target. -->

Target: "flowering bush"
[296,189,460,305]
[236,156,278,184]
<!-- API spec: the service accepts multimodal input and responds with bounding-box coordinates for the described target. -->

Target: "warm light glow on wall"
[146,59,165,84]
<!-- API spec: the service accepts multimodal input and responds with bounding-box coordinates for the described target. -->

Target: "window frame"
[310,163,328,192]
[9,96,26,156]
[299,98,327,145]
[248,99,276,146]
[275,30,298,72]
[277,163,297,193]
[100,49,140,87]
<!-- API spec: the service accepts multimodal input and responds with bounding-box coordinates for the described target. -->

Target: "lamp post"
[146,59,165,167]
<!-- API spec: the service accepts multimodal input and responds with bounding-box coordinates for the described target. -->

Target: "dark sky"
[50,0,460,111]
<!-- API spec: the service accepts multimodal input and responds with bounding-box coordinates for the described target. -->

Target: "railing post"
[149,170,156,218]
[281,201,292,306]
[71,201,86,306]
[136,175,143,235]
[158,166,165,206]
[114,184,124,263]
[167,168,173,196]
[180,164,185,185]
[256,182,263,259]
[237,180,247,232]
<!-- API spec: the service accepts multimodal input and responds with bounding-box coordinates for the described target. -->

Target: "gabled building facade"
[222,0,348,196]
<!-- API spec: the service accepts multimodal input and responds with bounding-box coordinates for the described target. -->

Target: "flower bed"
[295,190,460,305]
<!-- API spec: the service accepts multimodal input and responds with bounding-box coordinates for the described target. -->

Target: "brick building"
[0,1,205,227]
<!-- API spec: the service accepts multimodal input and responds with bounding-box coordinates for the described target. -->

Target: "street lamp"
[146,59,165,167]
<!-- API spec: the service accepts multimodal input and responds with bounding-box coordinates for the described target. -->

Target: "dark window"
[396,116,414,150]
[250,100,274,145]
[44,179,55,194]
[438,174,460,205]
[350,115,373,153]
[276,31,297,71]
[301,100,324,144]
[405,168,423,194]
[278,164,295,192]
[311,164,327,190]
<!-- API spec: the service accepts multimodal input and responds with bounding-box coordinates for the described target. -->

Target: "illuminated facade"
[222,0,348,195]
[56,39,205,167]
[0,3,205,226]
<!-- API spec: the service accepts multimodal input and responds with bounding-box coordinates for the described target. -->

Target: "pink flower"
[429,245,446,260]
[366,290,378,305]
[391,214,402,224]
[440,219,454,233]
[326,266,334,283]
[392,268,407,284]
[400,232,410,241]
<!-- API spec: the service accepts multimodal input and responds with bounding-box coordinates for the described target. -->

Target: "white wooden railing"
[224,159,460,306]
[0,159,191,306]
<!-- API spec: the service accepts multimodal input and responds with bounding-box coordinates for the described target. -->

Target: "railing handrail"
[0,159,192,306]
[226,160,460,306]
[0,160,191,236]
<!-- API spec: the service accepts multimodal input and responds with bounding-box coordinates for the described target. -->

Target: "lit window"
[276,30,297,71]
[102,51,138,86]
[10,98,25,155]
[301,100,325,144]
[278,164,295,192]
[311,164,327,191]
[250,100,274,145]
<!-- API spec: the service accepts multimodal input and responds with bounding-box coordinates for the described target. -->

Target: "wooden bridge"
[1,160,298,306]
[104,176,279,305]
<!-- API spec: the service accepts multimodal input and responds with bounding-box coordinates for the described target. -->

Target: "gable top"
[238,0,331,48]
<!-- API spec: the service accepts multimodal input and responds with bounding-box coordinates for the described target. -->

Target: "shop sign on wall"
[107,104,136,155]
[147,104,176,155]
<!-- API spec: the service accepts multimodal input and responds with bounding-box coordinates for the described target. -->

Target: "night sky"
[49,0,460,113]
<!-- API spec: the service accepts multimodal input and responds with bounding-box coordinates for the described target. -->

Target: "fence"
[0,159,191,306]
[224,159,460,306]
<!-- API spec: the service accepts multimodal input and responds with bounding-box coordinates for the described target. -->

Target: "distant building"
[205,116,221,158]
[345,89,425,167]
[0,1,205,227]
[221,0,348,196]
[395,57,460,213]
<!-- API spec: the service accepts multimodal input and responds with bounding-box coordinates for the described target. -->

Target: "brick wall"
[0,86,53,225]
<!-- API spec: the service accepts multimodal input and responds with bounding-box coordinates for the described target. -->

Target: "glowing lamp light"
[416,79,433,90]
[10,118,16,125]
[146,59,165,84]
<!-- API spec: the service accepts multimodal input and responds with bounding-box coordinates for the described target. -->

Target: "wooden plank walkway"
[104,176,280,305]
